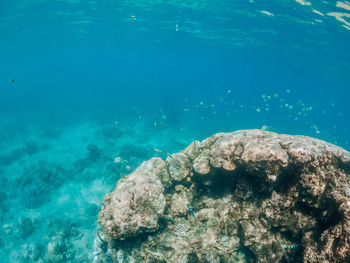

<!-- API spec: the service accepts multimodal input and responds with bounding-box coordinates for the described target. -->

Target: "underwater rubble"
[97,129,350,263]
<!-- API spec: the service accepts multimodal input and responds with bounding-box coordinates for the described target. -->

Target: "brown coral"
[97,130,350,263]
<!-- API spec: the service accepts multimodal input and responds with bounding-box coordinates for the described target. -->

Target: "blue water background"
[0,0,349,261]
[1,1,350,141]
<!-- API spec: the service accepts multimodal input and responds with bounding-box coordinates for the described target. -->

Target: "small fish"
[154,148,165,154]
[284,244,301,250]
[187,204,195,217]
[11,78,15,84]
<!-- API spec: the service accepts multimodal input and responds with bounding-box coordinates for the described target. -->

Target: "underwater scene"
[1,0,350,262]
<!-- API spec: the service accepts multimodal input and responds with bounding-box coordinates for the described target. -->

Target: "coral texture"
[97,130,350,263]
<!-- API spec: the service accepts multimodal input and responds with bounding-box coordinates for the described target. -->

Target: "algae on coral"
[97,130,350,263]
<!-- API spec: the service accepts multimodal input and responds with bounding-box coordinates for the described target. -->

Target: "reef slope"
[96,130,350,263]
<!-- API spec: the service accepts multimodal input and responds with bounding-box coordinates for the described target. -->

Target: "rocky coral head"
[209,131,290,184]
[98,158,166,241]
[97,130,350,263]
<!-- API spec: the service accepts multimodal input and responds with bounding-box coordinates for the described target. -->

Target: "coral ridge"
[97,130,350,263]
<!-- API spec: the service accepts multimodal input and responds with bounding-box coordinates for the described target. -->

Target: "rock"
[193,150,211,175]
[19,161,65,209]
[17,217,39,239]
[183,140,203,161]
[98,158,166,241]
[43,222,78,262]
[183,133,225,161]
[168,187,193,218]
[97,130,350,263]
[146,157,171,187]
[167,153,192,182]
[46,243,64,262]
[19,243,44,262]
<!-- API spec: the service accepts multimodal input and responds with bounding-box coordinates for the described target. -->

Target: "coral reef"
[97,129,350,262]
[18,161,65,209]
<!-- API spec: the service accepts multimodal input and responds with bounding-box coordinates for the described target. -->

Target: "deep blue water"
[0,0,349,262]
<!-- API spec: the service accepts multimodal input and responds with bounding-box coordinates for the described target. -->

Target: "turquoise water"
[0,0,349,261]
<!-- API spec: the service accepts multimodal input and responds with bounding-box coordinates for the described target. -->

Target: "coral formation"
[97,130,350,263]
[18,161,65,209]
